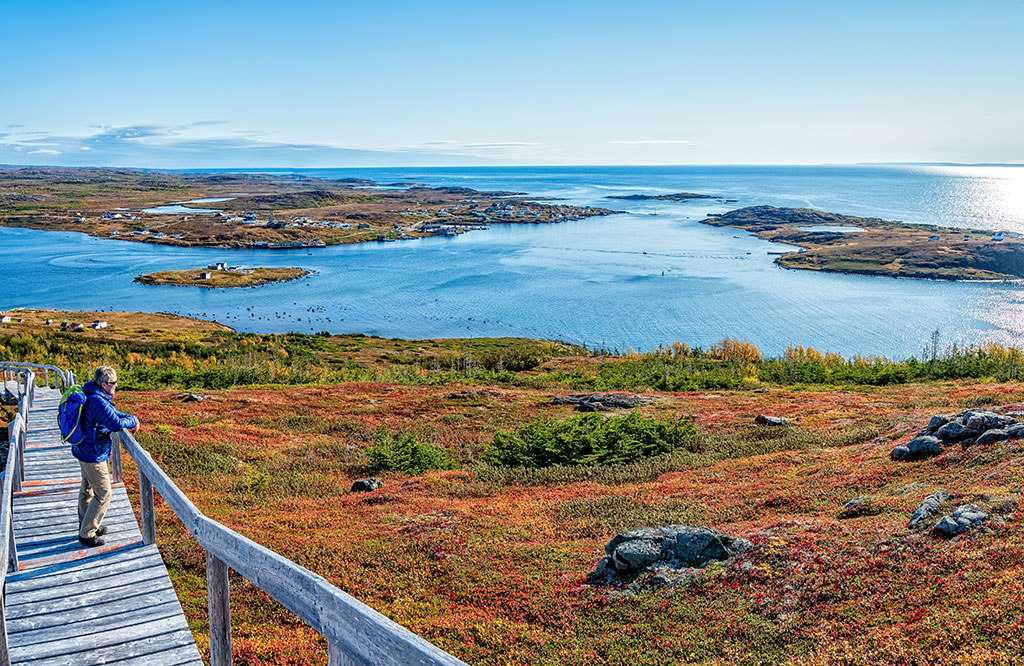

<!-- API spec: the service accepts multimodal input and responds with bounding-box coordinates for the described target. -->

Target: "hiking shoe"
[78,535,105,548]
[96,525,108,536]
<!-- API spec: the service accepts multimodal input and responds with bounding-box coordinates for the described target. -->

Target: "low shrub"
[366,429,455,474]
[484,412,699,468]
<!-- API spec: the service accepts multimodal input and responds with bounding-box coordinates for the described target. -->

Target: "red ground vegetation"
[112,380,1024,665]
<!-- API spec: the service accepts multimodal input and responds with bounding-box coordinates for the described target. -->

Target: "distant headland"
[704,206,1024,281]
[0,167,620,249]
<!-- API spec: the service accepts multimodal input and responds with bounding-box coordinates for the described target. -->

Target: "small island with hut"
[134,265,309,288]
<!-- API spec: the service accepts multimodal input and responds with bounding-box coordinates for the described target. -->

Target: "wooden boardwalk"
[3,388,203,665]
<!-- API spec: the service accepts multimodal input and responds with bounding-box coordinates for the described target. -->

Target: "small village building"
[0,315,12,323]
[91,321,108,329]
[199,272,213,280]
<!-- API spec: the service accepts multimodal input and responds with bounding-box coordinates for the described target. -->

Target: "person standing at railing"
[72,366,141,547]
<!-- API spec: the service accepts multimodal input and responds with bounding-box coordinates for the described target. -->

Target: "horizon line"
[3,161,1024,171]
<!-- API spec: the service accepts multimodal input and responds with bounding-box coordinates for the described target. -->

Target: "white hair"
[94,365,117,384]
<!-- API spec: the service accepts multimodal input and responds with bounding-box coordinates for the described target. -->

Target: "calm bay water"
[3,165,1024,357]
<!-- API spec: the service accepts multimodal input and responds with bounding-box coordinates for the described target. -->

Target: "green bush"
[366,429,455,474]
[485,412,700,468]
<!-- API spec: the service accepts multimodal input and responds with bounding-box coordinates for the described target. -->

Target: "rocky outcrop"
[553,393,650,411]
[892,408,1024,461]
[588,525,751,586]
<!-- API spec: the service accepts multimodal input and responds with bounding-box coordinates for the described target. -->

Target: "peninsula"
[134,266,309,288]
[704,206,1024,281]
[0,167,619,249]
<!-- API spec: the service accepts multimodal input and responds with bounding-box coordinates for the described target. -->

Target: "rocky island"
[134,266,309,288]
[606,191,721,201]
[0,167,619,249]
[704,206,1024,281]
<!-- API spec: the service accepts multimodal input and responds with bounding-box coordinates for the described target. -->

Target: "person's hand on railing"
[129,421,141,434]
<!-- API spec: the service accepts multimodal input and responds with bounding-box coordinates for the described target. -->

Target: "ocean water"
[2,165,1024,357]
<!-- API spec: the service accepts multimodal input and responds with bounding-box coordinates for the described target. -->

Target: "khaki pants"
[78,460,111,539]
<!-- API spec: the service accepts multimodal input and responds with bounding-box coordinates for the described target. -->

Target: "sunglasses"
[102,380,118,386]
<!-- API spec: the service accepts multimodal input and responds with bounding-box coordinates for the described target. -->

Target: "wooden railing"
[111,429,468,665]
[0,363,71,393]
[0,368,34,664]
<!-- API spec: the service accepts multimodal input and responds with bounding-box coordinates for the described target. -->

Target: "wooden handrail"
[0,369,33,665]
[114,424,468,666]
[0,363,69,392]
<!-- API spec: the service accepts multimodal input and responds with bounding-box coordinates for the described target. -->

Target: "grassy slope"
[3,313,1023,664]
[108,380,1024,666]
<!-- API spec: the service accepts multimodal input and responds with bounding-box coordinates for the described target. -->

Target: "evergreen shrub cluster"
[366,429,455,474]
[485,412,699,468]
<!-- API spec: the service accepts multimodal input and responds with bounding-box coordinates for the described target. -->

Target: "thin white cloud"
[28,148,61,155]
[610,139,690,145]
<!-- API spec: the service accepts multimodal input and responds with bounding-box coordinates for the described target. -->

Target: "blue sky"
[2,0,1022,167]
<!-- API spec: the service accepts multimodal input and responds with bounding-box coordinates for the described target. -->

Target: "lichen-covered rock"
[935,421,980,444]
[755,414,790,426]
[891,435,941,461]
[351,477,383,492]
[974,428,1011,446]
[589,525,750,585]
[964,411,1016,433]
[925,415,949,432]
[933,503,989,536]
[909,490,953,526]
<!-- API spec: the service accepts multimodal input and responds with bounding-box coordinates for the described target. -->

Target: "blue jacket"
[71,381,139,464]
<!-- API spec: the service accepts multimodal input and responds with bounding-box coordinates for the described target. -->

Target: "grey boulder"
[933,503,989,536]
[935,421,980,444]
[891,435,941,461]
[909,490,953,526]
[974,428,1011,446]
[351,477,383,492]
[591,525,751,585]
[964,411,1016,433]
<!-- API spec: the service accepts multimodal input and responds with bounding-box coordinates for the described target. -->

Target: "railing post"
[6,510,17,573]
[139,472,155,545]
[110,432,123,485]
[0,595,9,666]
[11,422,23,494]
[207,553,232,666]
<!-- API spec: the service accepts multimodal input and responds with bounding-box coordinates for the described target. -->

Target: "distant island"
[134,266,309,288]
[606,192,721,201]
[0,167,620,249]
[704,206,1024,281]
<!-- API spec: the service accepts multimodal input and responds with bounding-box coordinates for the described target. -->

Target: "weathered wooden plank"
[17,539,143,570]
[9,615,194,662]
[16,635,202,666]
[6,549,166,592]
[7,590,183,634]
[7,565,172,612]
[10,601,189,647]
